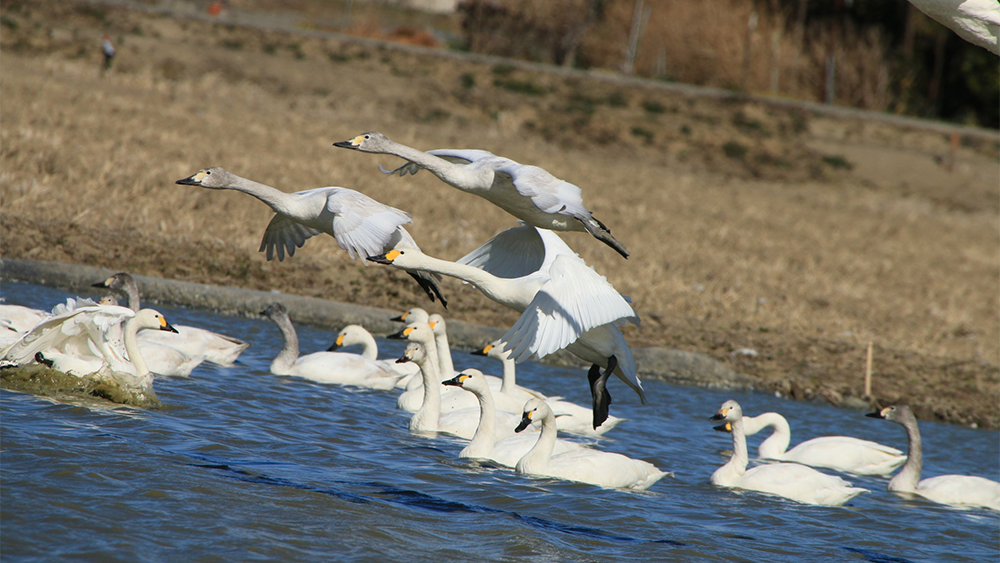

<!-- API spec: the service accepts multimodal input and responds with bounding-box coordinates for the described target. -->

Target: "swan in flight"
[334,132,629,258]
[908,0,999,55]
[710,400,867,506]
[327,324,419,380]
[442,370,585,468]
[867,405,1000,510]
[514,398,667,490]
[93,273,248,366]
[369,223,642,429]
[395,340,532,440]
[474,341,623,436]
[739,411,906,476]
[176,167,446,306]
[260,303,406,390]
[2,302,177,401]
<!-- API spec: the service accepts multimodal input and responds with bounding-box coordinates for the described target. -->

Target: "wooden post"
[947,131,960,172]
[864,340,873,397]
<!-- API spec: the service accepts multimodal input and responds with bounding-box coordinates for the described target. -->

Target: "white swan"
[327,324,419,380]
[2,303,177,392]
[369,223,643,429]
[0,304,50,349]
[710,400,867,506]
[335,132,629,258]
[442,370,584,467]
[473,341,623,437]
[93,273,249,366]
[391,307,429,325]
[176,167,446,306]
[260,303,406,390]
[395,340,532,440]
[908,0,999,55]
[740,411,906,476]
[514,398,667,490]
[867,404,1000,510]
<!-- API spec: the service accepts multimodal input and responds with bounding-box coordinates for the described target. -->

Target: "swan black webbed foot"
[588,355,618,429]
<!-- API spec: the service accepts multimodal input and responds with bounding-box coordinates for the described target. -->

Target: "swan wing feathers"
[259,214,323,261]
[1,305,133,365]
[326,189,413,261]
[494,162,590,218]
[501,255,637,362]
[456,224,547,279]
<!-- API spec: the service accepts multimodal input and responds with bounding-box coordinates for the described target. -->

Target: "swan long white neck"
[351,332,378,361]
[744,413,792,459]
[516,407,557,473]
[269,314,300,375]
[410,341,442,432]
[462,381,498,459]
[382,139,492,189]
[712,417,749,486]
[223,174,311,219]
[889,415,923,493]
[434,331,454,377]
[123,316,150,377]
[500,356,517,395]
[400,253,539,311]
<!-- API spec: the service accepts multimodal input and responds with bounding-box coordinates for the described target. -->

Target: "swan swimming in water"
[710,400,867,506]
[327,324,419,380]
[93,273,249,366]
[369,223,642,429]
[176,167,446,306]
[513,398,667,490]
[867,404,1000,511]
[442,370,584,468]
[260,303,406,390]
[334,131,629,258]
[738,410,906,476]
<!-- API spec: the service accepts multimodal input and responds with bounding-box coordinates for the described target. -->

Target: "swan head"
[515,398,552,433]
[391,307,429,324]
[866,404,915,426]
[92,272,136,293]
[387,322,434,344]
[98,294,119,307]
[333,131,389,153]
[396,342,424,364]
[442,369,487,391]
[176,167,234,189]
[367,249,424,269]
[711,400,743,423]
[427,314,447,336]
[136,309,178,333]
[328,325,368,351]
[259,302,289,319]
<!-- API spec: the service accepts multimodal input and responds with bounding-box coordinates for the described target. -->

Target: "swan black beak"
[442,374,465,387]
[390,314,406,322]
[713,422,732,433]
[515,411,533,433]
[710,412,727,421]
[865,411,885,419]
[386,329,407,340]
[471,344,491,357]
[91,279,110,289]
[162,322,179,334]
[327,342,342,352]
[395,354,411,364]
[332,140,359,150]
[175,174,202,186]
[367,254,392,265]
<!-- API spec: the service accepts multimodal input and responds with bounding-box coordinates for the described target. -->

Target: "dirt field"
[2,0,998,427]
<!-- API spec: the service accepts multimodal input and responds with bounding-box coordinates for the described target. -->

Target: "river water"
[2,282,997,562]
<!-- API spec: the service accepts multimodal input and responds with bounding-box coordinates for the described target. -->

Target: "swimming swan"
[176,167,446,306]
[334,131,629,258]
[867,404,1000,510]
[740,411,906,476]
[514,398,667,490]
[260,303,406,390]
[93,273,249,366]
[369,223,643,429]
[907,0,999,54]
[710,400,867,506]
[474,341,623,437]
[327,324,419,380]
[442,370,584,467]
[395,340,532,440]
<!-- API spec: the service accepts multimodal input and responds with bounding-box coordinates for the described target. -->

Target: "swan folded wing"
[259,215,323,261]
[496,163,590,218]
[456,223,547,279]
[328,192,413,261]
[501,255,638,362]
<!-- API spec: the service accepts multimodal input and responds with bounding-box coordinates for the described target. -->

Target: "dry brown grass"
[1,0,998,426]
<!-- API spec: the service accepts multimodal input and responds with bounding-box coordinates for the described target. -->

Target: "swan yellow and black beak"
[332,135,365,150]
[515,408,535,433]
[865,407,890,419]
[159,316,179,334]
[327,333,346,352]
[710,407,731,421]
[391,311,410,323]
[387,326,416,340]
[471,344,492,357]
[176,170,207,186]
[367,249,401,265]
[713,422,732,433]
[91,276,113,289]
[442,374,469,388]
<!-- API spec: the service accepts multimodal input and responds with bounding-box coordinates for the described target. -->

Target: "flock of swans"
[2,131,998,507]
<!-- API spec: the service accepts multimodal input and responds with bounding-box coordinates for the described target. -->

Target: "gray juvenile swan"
[176,167,446,307]
[334,132,629,258]
[867,404,1000,510]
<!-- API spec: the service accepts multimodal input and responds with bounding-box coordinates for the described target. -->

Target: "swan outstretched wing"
[456,224,547,279]
[327,189,413,261]
[500,255,638,362]
[259,215,323,261]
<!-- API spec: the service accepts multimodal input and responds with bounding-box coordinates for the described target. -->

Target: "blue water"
[2,282,997,562]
